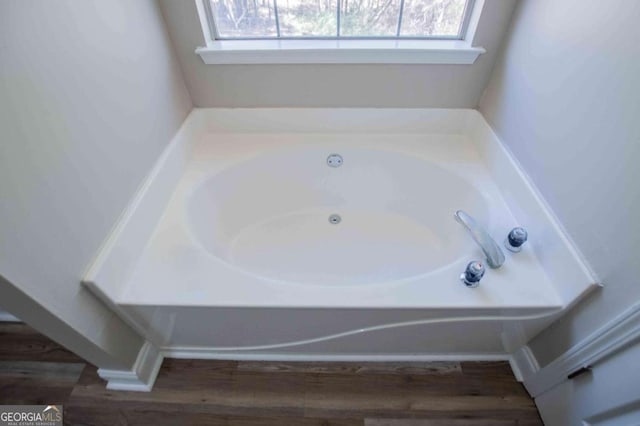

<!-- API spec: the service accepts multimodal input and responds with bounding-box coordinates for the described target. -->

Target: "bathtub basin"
[187,148,488,286]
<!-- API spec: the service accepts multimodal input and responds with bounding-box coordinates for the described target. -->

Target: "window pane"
[210,0,470,38]
[279,0,337,37]
[340,0,401,37]
[211,0,278,38]
[400,0,466,37]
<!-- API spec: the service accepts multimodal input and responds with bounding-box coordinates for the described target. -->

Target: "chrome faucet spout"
[454,210,505,269]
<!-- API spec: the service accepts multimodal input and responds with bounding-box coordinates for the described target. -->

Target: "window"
[205,0,474,40]
[195,0,485,64]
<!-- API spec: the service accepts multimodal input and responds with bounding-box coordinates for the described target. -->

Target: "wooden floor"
[0,323,543,425]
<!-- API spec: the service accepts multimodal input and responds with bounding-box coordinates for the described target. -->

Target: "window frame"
[203,0,476,41]
[194,0,486,64]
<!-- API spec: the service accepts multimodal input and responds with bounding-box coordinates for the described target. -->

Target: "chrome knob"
[460,261,485,288]
[505,227,528,252]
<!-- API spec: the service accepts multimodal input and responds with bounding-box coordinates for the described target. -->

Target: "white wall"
[158,0,516,108]
[479,0,640,365]
[0,0,192,368]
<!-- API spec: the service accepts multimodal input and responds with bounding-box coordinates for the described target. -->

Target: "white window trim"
[194,0,486,65]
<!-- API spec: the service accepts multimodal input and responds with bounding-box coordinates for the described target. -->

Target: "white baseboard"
[161,349,509,362]
[98,342,164,392]
[516,301,640,398]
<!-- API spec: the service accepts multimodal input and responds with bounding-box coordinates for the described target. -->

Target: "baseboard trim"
[98,342,163,392]
[161,349,510,362]
[520,301,640,397]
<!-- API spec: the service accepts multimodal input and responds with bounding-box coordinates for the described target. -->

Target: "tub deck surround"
[112,130,563,362]
[83,109,598,373]
[121,133,561,310]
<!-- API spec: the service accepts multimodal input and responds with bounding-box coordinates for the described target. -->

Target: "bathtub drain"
[328,214,341,225]
[327,154,343,167]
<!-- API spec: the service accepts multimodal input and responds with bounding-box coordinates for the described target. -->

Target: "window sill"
[195,40,485,65]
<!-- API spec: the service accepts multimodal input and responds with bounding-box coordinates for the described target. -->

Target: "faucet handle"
[460,261,485,288]
[505,227,528,252]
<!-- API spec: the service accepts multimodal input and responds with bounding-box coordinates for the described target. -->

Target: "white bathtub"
[85,109,597,365]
